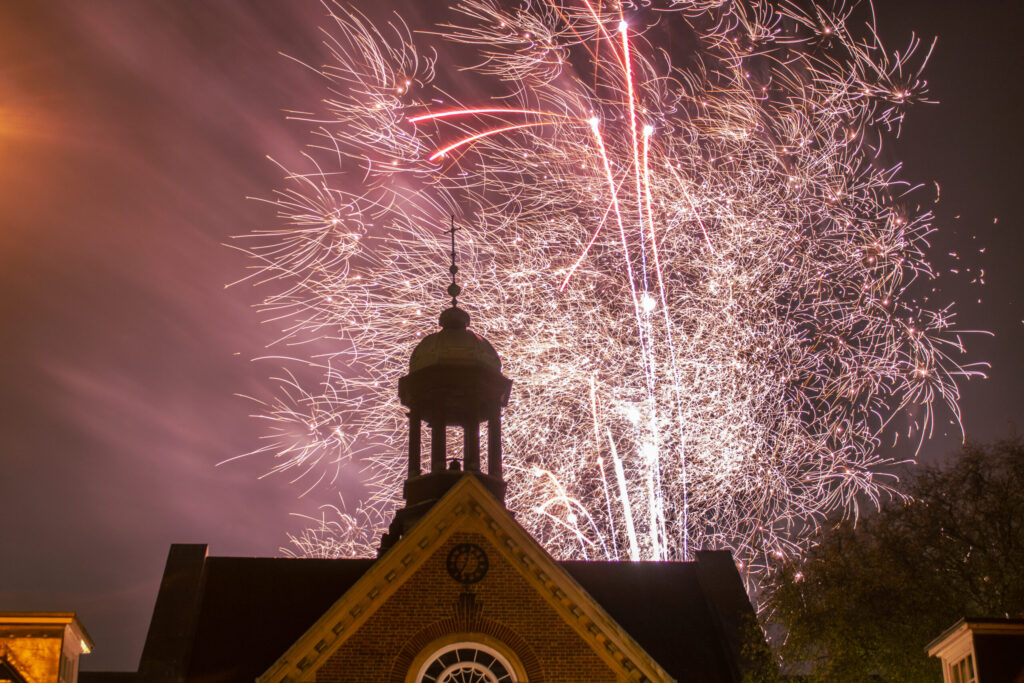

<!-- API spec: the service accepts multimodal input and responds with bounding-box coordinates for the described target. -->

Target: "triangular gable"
[260,475,674,682]
[0,657,30,683]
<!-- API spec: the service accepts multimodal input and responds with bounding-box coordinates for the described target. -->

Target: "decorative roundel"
[446,543,489,584]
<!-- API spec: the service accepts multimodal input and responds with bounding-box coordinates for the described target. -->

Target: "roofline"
[926,617,1024,655]
[0,612,94,650]
[926,618,968,656]
[0,612,78,623]
[960,618,1024,630]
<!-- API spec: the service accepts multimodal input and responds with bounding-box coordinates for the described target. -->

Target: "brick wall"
[315,531,618,682]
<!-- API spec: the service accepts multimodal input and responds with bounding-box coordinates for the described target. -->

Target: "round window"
[416,643,517,683]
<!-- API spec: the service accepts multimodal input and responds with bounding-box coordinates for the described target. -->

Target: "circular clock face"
[446,543,489,584]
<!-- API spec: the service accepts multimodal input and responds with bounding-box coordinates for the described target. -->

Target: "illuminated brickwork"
[316,532,616,683]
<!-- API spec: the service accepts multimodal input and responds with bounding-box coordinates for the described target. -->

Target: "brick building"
[83,296,760,682]
[0,612,92,683]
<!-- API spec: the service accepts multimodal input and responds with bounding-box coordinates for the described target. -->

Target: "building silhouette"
[81,291,760,682]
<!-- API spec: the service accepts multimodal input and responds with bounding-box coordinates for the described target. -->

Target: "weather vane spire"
[446,214,461,307]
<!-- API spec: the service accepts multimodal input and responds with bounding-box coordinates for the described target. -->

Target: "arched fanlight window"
[415,642,518,683]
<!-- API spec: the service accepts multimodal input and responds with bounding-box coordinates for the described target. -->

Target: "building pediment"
[260,475,674,683]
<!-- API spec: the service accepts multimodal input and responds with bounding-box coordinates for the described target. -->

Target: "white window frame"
[408,637,525,683]
[950,652,976,683]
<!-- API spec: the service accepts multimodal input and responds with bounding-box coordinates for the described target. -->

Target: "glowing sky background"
[1,0,1021,672]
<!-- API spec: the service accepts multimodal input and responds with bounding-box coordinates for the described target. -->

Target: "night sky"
[1,0,1021,672]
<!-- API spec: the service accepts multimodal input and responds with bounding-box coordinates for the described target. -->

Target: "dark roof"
[79,672,135,683]
[185,556,375,683]
[562,551,754,681]
[94,545,376,683]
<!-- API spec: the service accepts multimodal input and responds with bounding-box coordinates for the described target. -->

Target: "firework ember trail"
[233,0,982,572]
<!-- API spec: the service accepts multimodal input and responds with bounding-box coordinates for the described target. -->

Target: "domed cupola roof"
[409,306,501,374]
[380,216,513,553]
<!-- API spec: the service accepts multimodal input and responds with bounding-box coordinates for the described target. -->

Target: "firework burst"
[234,0,982,573]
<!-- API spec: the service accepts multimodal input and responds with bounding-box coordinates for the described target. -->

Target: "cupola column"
[408,412,421,477]
[430,422,447,473]
[464,419,481,471]
[488,408,502,478]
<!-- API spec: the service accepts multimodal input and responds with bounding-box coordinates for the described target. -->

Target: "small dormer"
[927,618,1024,683]
[0,612,93,683]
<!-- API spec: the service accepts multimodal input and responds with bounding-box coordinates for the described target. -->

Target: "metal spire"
[446,214,462,307]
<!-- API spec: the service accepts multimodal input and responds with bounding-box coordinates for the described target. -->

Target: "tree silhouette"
[763,438,1024,681]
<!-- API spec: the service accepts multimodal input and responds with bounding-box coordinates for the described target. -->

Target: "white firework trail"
[231,0,984,574]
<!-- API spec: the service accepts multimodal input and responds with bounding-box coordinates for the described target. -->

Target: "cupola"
[380,219,512,552]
